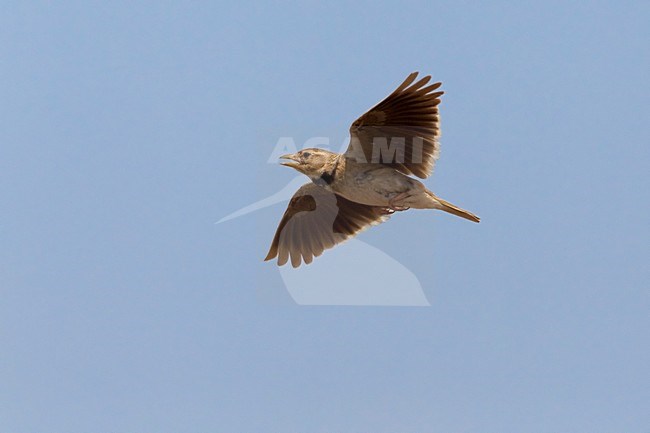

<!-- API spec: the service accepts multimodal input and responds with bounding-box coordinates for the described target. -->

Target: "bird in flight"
[265,72,479,267]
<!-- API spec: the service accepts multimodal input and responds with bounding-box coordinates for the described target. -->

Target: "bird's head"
[279,148,337,180]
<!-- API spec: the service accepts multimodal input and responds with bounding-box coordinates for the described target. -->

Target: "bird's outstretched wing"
[345,72,443,179]
[264,183,389,267]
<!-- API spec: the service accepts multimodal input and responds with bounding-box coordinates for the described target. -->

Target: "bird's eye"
[302,151,311,158]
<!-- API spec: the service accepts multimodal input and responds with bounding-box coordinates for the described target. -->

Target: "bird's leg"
[380,208,395,215]
[388,192,411,211]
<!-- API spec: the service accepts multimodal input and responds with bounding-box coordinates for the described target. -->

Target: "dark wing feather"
[346,72,443,178]
[264,183,388,267]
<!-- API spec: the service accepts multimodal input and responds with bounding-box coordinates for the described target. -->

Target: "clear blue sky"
[2,1,649,432]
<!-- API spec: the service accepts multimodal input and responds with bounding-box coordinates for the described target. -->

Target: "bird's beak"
[279,153,300,169]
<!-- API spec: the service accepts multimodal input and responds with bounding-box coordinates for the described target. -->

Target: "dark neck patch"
[319,171,335,185]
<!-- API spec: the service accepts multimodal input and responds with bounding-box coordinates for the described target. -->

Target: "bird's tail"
[431,194,480,223]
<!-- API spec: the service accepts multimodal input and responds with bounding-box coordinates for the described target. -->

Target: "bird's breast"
[333,167,411,206]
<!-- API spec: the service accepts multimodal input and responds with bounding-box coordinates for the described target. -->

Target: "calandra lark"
[265,72,479,267]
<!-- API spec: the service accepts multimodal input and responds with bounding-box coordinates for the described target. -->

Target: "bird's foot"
[388,193,411,212]
[380,208,395,215]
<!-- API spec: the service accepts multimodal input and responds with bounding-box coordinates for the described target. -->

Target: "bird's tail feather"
[435,196,480,223]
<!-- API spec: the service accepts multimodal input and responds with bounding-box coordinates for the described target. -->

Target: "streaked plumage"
[265,72,479,267]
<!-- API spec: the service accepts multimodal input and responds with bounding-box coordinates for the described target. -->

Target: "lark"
[265,72,479,267]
